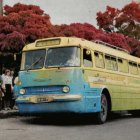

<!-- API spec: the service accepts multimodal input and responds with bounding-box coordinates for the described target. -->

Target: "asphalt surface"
[0,112,140,140]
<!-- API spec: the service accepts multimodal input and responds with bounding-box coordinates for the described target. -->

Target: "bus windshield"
[21,49,46,70]
[45,47,80,68]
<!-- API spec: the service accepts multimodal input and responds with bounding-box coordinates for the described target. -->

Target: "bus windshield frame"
[21,46,81,70]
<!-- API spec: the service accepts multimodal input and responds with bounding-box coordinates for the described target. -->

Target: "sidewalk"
[0,109,19,118]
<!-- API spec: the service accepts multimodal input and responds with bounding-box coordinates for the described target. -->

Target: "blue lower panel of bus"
[17,97,101,114]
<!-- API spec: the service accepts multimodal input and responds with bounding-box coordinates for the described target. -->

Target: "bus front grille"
[25,86,64,95]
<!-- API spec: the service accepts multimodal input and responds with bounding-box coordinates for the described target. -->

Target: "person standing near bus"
[10,70,16,109]
[1,68,6,110]
[1,69,13,110]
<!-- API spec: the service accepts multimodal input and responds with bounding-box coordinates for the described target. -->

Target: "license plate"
[37,97,53,103]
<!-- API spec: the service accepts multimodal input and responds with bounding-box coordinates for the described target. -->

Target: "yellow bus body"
[20,37,140,111]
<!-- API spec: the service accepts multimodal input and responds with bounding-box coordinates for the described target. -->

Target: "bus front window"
[45,47,80,68]
[21,49,46,70]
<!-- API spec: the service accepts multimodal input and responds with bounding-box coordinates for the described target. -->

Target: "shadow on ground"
[20,112,135,126]
[0,110,19,119]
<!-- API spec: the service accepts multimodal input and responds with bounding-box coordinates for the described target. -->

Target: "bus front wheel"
[96,94,108,124]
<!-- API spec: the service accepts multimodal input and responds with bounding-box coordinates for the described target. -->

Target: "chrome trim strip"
[17,94,82,103]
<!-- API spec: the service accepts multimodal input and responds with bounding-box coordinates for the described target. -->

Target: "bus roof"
[23,37,140,63]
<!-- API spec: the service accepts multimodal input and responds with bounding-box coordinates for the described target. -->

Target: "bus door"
[82,48,93,83]
[82,48,97,111]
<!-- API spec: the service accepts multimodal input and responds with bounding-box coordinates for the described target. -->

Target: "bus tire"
[96,94,108,124]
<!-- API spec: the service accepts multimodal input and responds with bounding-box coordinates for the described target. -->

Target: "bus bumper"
[16,94,82,103]
[16,94,101,114]
[16,94,85,114]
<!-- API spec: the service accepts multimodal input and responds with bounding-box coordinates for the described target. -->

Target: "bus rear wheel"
[96,94,108,124]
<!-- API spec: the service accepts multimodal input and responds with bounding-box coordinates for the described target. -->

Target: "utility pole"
[0,0,3,15]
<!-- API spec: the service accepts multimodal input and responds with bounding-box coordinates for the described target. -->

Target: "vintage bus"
[14,37,140,124]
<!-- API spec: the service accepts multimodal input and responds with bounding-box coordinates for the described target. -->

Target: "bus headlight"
[19,89,26,94]
[62,86,70,93]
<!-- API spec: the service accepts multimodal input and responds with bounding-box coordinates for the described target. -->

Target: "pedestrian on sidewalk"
[1,69,13,110]
[10,70,16,109]
[1,68,6,110]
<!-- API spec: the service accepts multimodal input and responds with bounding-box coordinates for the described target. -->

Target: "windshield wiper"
[26,57,43,71]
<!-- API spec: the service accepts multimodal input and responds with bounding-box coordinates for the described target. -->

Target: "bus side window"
[105,55,111,70]
[118,58,128,73]
[129,62,138,75]
[94,52,105,68]
[83,49,93,67]
[111,57,118,71]
[105,55,117,71]
[133,63,138,75]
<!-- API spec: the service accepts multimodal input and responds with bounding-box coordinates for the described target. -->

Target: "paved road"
[0,113,140,140]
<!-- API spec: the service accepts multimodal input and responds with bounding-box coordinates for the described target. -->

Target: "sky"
[4,0,133,26]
